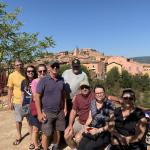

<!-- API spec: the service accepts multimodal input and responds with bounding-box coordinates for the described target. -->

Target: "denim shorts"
[29,113,41,129]
[13,104,22,122]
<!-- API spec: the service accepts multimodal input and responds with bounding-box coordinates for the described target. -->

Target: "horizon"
[3,0,150,58]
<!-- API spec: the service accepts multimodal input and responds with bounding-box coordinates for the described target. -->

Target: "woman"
[29,64,47,150]
[78,85,115,150]
[21,65,37,149]
[110,89,148,150]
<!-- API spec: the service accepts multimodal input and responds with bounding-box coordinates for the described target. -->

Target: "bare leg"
[32,126,39,148]
[64,129,77,149]
[16,121,22,139]
[26,118,32,141]
[52,130,57,144]
[42,134,49,150]
[55,130,61,146]
[74,132,83,146]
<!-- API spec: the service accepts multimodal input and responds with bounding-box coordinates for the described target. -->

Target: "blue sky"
[3,0,150,57]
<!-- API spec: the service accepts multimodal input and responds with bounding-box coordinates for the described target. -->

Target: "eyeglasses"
[95,92,104,95]
[27,70,34,73]
[122,97,134,100]
[51,65,59,69]
[38,70,47,74]
[15,64,23,66]
[80,85,90,90]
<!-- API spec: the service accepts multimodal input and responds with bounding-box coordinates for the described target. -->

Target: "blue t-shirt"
[36,75,65,113]
[21,80,32,106]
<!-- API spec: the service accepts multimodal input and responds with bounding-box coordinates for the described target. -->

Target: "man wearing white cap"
[64,80,94,150]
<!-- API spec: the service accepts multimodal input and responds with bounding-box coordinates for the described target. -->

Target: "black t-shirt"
[113,107,147,149]
[114,107,146,136]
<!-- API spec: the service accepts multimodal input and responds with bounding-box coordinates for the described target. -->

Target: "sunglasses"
[38,70,47,73]
[122,97,134,100]
[80,85,90,90]
[51,65,59,69]
[27,70,34,73]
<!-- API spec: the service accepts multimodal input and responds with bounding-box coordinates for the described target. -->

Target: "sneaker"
[146,132,150,145]
[52,145,59,150]
[48,144,54,150]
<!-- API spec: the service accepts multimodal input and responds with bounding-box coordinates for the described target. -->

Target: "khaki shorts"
[13,104,22,122]
[73,118,84,134]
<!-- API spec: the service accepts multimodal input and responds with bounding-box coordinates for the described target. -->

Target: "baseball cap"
[80,80,90,87]
[49,60,60,68]
[72,58,80,67]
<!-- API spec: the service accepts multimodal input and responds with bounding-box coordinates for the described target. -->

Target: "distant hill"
[131,56,150,64]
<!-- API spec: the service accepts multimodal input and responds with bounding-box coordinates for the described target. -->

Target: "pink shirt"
[31,79,39,101]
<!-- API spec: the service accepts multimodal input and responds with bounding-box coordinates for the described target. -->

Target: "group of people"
[7,58,148,150]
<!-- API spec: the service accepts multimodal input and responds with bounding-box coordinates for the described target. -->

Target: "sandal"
[13,138,22,145]
[29,143,35,149]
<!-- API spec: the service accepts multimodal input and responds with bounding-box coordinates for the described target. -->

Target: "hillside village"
[36,48,150,79]
[1,48,150,96]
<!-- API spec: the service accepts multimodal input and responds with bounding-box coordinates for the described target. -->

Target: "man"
[78,85,115,150]
[7,59,25,145]
[62,58,88,124]
[64,80,94,150]
[35,60,67,150]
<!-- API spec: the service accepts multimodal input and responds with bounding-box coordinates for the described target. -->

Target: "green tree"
[91,78,105,89]
[140,74,150,91]
[0,2,55,65]
[81,65,91,83]
[132,74,142,91]
[105,67,121,96]
[120,70,132,88]
[59,64,70,75]
[106,67,120,87]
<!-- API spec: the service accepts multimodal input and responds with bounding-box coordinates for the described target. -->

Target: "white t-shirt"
[62,69,88,99]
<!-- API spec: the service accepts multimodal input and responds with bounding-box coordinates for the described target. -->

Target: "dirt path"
[0,110,70,150]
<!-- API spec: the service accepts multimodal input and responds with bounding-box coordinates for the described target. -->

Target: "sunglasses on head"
[38,70,47,73]
[122,97,134,100]
[80,85,90,90]
[27,70,34,73]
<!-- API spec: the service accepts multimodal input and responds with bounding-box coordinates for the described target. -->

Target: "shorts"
[13,104,22,122]
[73,118,84,134]
[42,110,66,137]
[29,113,41,129]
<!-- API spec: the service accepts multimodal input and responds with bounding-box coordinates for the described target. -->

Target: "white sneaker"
[146,132,150,145]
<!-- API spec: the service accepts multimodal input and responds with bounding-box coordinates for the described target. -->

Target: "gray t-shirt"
[62,69,88,99]
[36,75,64,113]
